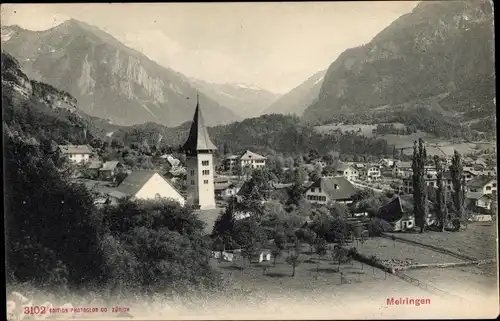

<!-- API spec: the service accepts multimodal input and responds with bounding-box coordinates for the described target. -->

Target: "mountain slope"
[303,0,495,130]
[2,50,109,144]
[263,70,326,116]
[189,78,281,118]
[1,19,242,127]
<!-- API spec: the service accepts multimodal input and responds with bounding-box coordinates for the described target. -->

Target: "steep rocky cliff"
[2,51,77,113]
[1,20,241,127]
[303,0,495,127]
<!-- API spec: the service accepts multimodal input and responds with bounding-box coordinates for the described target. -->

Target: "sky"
[1,2,419,94]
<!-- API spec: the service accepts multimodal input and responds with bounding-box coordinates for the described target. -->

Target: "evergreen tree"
[412,138,427,233]
[433,156,447,231]
[450,150,466,221]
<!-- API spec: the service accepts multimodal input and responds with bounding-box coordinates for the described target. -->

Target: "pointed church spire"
[182,93,218,153]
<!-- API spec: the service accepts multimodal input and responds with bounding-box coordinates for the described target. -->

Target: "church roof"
[182,96,218,152]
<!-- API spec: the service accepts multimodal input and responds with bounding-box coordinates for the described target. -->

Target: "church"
[182,95,218,210]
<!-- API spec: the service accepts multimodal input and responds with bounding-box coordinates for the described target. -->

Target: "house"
[376,196,415,232]
[401,171,468,194]
[304,176,357,205]
[214,177,241,199]
[465,192,494,211]
[222,155,240,171]
[109,170,185,206]
[239,150,267,169]
[85,161,103,179]
[379,159,395,168]
[59,145,92,164]
[467,176,497,195]
[363,164,381,181]
[392,161,412,178]
[98,161,124,181]
[334,164,359,181]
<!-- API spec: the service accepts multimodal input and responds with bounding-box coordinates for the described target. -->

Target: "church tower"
[182,94,217,210]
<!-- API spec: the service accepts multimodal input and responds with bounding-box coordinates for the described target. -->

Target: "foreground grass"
[385,222,497,260]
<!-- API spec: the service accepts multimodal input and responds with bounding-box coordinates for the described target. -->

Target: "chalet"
[86,161,103,179]
[379,159,395,168]
[214,177,241,199]
[222,155,240,171]
[98,161,124,181]
[376,196,414,232]
[467,176,497,195]
[254,249,272,263]
[59,145,92,164]
[392,161,412,178]
[304,176,357,205]
[108,170,185,206]
[239,150,267,169]
[400,172,455,194]
[363,164,381,181]
[465,192,494,211]
[334,164,359,181]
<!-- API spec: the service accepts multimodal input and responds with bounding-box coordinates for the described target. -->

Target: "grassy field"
[385,222,497,260]
[355,237,463,265]
[405,263,498,302]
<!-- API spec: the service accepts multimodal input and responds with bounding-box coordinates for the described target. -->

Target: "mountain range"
[188,78,281,118]
[302,0,495,133]
[1,19,242,127]
[264,70,326,116]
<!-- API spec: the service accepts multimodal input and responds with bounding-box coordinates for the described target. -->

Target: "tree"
[295,228,317,252]
[285,253,301,277]
[433,156,447,231]
[412,138,428,233]
[450,150,466,222]
[212,207,236,250]
[314,238,328,274]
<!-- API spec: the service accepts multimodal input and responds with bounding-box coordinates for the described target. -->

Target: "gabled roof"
[99,161,121,171]
[182,96,218,152]
[307,176,357,201]
[395,161,412,168]
[115,170,181,197]
[87,161,103,169]
[466,192,493,200]
[336,163,355,172]
[240,150,266,160]
[377,196,405,222]
[467,176,496,188]
[59,144,92,154]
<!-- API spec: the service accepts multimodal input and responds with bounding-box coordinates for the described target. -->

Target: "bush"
[367,218,393,237]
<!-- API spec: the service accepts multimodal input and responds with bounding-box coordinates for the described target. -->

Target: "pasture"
[384,222,497,260]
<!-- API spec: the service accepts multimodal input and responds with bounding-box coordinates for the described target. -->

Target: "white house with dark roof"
[304,176,357,205]
[112,170,185,206]
[334,163,359,181]
[465,192,494,211]
[98,161,123,181]
[467,176,497,195]
[239,150,267,169]
[59,145,92,164]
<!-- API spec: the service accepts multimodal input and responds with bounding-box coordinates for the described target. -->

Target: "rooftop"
[182,96,218,152]
[308,176,357,200]
[467,176,497,188]
[99,161,121,171]
[240,150,266,160]
[59,144,92,155]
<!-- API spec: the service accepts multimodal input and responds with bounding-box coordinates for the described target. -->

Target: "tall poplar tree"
[450,150,466,222]
[433,155,447,231]
[412,138,427,233]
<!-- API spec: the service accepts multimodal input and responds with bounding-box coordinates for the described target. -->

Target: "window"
[190,170,195,176]
[202,170,210,175]
[202,160,209,166]
[311,188,315,193]
[318,188,322,193]
[486,186,491,190]
[493,183,497,188]
[191,180,195,185]
[204,180,209,184]
[155,193,161,200]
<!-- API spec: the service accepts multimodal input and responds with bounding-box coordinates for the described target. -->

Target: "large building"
[304,176,357,205]
[59,145,92,164]
[223,150,267,171]
[182,97,217,210]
